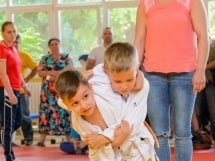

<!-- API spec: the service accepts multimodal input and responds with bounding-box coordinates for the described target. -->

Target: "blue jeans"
[20,94,33,141]
[142,70,196,161]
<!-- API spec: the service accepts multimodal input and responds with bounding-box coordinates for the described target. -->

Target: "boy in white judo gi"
[56,70,132,161]
[56,42,158,161]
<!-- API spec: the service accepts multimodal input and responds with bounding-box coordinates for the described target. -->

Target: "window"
[60,8,98,62]
[12,0,51,6]
[14,12,49,61]
[106,0,134,1]
[0,0,138,65]
[0,0,6,6]
[60,0,100,3]
[0,11,6,26]
[208,1,215,39]
[109,7,136,43]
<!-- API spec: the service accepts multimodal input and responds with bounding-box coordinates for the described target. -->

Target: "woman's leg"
[143,72,171,161]
[37,133,46,146]
[170,72,196,161]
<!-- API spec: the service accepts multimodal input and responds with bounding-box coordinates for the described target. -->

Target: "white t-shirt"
[88,45,106,66]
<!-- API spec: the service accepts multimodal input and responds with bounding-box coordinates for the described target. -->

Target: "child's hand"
[114,120,132,138]
[112,120,133,148]
[84,134,111,149]
[132,70,144,92]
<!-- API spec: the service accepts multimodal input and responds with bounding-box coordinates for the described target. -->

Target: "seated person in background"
[192,38,215,149]
[86,27,113,70]
[60,128,88,154]
[56,42,158,161]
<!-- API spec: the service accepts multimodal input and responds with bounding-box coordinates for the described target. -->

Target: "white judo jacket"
[58,64,158,161]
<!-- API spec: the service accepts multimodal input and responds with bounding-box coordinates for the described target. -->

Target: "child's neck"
[83,106,107,130]
[120,93,129,101]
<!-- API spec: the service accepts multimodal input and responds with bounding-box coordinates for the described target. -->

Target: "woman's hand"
[9,93,18,105]
[192,69,206,93]
[23,86,32,97]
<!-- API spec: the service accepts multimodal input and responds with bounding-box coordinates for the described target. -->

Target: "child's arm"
[111,120,133,148]
[83,134,111,149]
[132,70,144,92]
[84,120,133,149]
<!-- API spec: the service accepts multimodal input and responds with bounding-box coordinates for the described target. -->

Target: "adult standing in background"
[37,38,73,147]
[134,0,209,161]
[192,38,215,143]
[14,34,37,146]
[0,21,30,161]
[86,27,114,70]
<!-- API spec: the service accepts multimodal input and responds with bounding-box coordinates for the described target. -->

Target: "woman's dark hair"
[48,37,60,46]
[1,21,14,32]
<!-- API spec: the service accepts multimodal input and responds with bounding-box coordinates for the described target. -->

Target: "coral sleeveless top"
[140,0,197,73]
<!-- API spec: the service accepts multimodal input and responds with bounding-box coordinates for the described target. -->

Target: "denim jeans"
[20,94,33,141]
[142,70,196,161]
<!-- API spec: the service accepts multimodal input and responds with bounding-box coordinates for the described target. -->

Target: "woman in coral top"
[134,0,209,161]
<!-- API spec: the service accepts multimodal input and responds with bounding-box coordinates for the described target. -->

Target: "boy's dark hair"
[55,70,88,101]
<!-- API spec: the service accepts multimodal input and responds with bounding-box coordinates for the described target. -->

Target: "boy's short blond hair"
[104,42,139,72]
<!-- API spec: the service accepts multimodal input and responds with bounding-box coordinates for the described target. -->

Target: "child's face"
[106,67,137,97]
[63,84,97,117]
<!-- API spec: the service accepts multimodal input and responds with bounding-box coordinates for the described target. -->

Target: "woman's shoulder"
[60,53,73,62]
[140,0,155,12]
[39,54,51,63]
[60,52,69,58]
